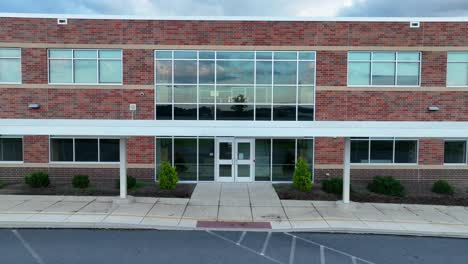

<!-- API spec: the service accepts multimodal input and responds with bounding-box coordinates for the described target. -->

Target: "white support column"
[342,137,351,204]
[119,138,127,199]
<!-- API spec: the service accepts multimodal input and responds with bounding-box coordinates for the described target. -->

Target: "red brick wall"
[23,136,49,163]
[421,51,446,87]
[127,137,154,164]
[419,139,444,165]
[316,51,347,86]
[314,137,344,164]
[123,49,154,85]
[22,48,48,84]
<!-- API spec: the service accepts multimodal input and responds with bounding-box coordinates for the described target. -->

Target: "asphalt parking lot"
[2,229,468,264]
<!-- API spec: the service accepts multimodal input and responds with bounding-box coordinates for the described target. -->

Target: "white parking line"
[320,245,326,264]
[288,236,296,264]
[237,231,246,245]
[261,232,272,256]
[12,229,46,264]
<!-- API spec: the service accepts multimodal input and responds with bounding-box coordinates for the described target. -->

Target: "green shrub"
[0,180,6,189]
[432,180,454,195]
[158,161,178,190]
[25,171,50,188]
[367,176,405,197]
[292,157,312,192]
[115,176,137,190]
[321,177,343,195]
[72,175,90,189]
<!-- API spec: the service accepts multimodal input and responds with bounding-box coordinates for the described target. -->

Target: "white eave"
[0,12,467,22]
[0,119,467,138]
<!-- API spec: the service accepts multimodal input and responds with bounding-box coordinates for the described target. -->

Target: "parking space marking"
[261,232,272,256]
[12,230,46,264]
[288,236,296,264]
[237,231,246,245]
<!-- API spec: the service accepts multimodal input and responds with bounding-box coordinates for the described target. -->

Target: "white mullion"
[271,54,274,121]
[270,138,273,182]
[296,52,299,121]
[368,138,371,164]
[254,52,257,120]
[71,49,75,83]
[171,136,175,167]
[72,138,76,162]
[294,139,298,163]
[370,52,373,86]
[197,51,200,120]
[392,138,396,164]
[96,50,100,84]
[214,51,217,120]
[395,52,398,86]
[172,51,175,120]
[196,137,199,181]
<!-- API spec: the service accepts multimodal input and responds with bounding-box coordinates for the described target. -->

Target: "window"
[348,52,421,86]
[444,140,467,164]
[155,50,315,121]
[0,137,23,162]
[50,138,119,162]
[48,49,122,84]
[351,138,418,164]
[447,52,468,87]
[0,48,21,83]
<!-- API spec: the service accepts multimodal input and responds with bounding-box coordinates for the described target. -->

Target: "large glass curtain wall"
[155,50,315,121]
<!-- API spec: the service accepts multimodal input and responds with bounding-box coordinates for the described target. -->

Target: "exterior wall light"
[28,103,41,109]
[427,106,440,111]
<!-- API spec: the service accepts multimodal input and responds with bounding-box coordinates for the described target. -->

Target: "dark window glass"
[351,140,369,163]
[174,138,197,181]
[100,139,119,162]
[51,138,73,162]
[273,105,296,121]
[297,139,314,172]
[1,138,23,161]
[394,140,417,163]
[297,106,314,121]
[255,105,272,121]
[444,141,466,164]
[156,138,172,173]
[199,105,215,120]
[216,105,254,120]
[199,139,215,181]
[156,104,172,120]
[75,139,98,162]
[255,139,271,181]
[272,139,295,181]
[370,140,393,163]
[174,104,197,120]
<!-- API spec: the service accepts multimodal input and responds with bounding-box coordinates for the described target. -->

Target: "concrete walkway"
[0,183,468,238]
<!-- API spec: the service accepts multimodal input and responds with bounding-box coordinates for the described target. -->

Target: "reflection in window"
[0,48,21,83]
[0,137,23,161]
[50,138,119,162]
[444,141,467,164]
[351,138,418,164]
[447,52,468,87]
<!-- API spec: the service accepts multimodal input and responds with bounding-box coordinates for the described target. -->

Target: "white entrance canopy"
[1,119,468,138]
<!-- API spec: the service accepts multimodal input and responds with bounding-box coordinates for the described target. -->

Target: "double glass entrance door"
[216,138,255,182]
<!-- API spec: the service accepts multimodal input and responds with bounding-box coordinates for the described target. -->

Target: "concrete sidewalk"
[0,183,468,238]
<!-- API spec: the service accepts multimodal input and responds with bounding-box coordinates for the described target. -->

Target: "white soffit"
[0,119,468,138]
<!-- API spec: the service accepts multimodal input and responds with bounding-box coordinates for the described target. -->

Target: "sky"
[0,0,468,17]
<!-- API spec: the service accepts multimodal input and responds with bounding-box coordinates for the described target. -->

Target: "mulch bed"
[0,183,195,198]
[274,183,468,206]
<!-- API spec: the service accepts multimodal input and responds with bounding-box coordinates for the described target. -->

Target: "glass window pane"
[216,61,254,84]
[174,60,197,84]
[397,62,419,85]
[74,50,97,59]
[298,61,315,85]
[274,61,297,85]
[156,104,172,120]
[256,86,272,104]
[155,51,172,59]
[155,60,172,84]
[297,139,314,169]
[448,52,468,62]
[372,62,395,85]
[199,60,215,84]
[397,52,420,61]
[49,60,73,83]
[199,104,215,120]
[74,60,98,83]
[447,63,468,86]
[0,48,21,58]
[351,140,369,163]
[156,85,172,103]
[297,105,314,121]
[75,139,98,162]
[174,51,197,59]
[49,49,72,58]
[199,85,215,103]
[273,86,296,104]
[256,61,272,84]
[219,165,232,177]
[100,139,119,162]
[219,142,232,159]
[98,50,121,59]
[394,140,417,163]
[237,165,251,177]
[217,85,254,104]
[216,105,254,120]
[272,139,295,181]
[50,138,73,162]
[348,52,371,61]
[274,52,297,60]
[199,138,215,181]
[199,51,215,60]
[156,138,172,173]
[444,141,466,164]
[0,59,21,83]
[299,52,315,60]
[373,52,396,61]
[217,52,254,60]
[256,51,272,60]
[174,138,197,181]
[370,140,393,163]
[255,105,271,121]
[273,105,296,121]
[1,138,23,161]
[298,86,314,104]
[237,143,250,160]
[99,60,122,83]
[174,85,197,103]
[348,62,370,85]
[174,104,197,120]
[255,139,271,181]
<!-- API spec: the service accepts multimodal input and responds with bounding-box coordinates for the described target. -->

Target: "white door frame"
[215,137,255,182]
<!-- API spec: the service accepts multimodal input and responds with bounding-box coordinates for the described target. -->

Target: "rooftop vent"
[57,18,68,25]
[410,21,420,28]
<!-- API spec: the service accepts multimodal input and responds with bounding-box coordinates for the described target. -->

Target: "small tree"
[293,157,312,192]
[158,161,178,190]
[72,175,90,189]
[25,171,50,188]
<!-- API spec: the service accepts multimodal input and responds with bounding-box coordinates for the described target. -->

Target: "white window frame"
[347,51,422,87]
[446,52,468,88]
[49,136,120,164]
[443,139,468,165]
[154,50,316,121]
[350,137,419,165]
[0,136,24,164]
[47,49,123,85]
[0,48,22,84]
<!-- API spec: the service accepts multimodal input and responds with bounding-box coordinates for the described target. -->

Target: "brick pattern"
[314,137,344,164]
[421,51,447,87]
[127,137,154,164]
[23,136,49,163]
[316,51,347,86]
[419,139,444,165]
[123,49,154,85]
[22,48,48,84]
